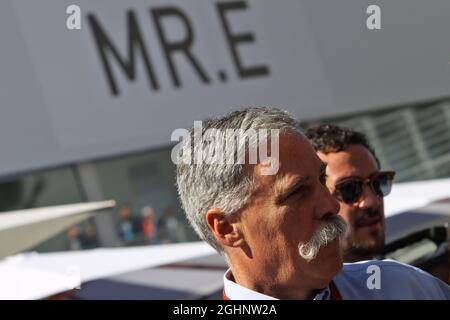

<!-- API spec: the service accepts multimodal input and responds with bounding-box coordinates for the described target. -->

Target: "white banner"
[1,0,450,176]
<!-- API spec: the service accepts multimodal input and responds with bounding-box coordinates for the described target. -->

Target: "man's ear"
[205,208,245,248]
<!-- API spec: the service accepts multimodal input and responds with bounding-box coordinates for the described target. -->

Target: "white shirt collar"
[223,269,331,300]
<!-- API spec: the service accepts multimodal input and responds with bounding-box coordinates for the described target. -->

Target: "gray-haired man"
[175,107,450,299]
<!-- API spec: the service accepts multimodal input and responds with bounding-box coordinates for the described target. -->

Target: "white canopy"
[0,242,215,300]
[0,200,115,260]
[384,178,450,217]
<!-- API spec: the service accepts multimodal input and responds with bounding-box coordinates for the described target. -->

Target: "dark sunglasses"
[333,171,396,204]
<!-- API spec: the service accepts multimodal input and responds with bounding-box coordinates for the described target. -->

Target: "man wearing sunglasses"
[306,124,393,263]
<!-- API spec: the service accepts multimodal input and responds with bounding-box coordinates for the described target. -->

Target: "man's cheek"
[347,210,360,228]
[337,205,354,221]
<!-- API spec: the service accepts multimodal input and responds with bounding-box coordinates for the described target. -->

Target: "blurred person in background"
[160,206,188,243]
[307,124,450,283]
[306,124,392,263]
[141,206,158,244]
[66,222,99,251]
[117,203,141,245]
[81,221,99,249]
[66,226,82,251]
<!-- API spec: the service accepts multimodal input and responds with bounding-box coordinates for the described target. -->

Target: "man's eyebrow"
[335,170,378,184]
[335,175,359,184]
[275,175,310,203]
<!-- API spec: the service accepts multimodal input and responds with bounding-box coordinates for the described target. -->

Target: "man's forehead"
[257,131,304,164]
[318,144,379,180]
[275,160,325,184]
[273,158,326,193]
[253,132,321,184]
[276,131,311,158]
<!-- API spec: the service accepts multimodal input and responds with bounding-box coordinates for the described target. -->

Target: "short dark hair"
[305,124,380,167]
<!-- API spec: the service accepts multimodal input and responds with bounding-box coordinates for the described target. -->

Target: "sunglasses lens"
[372,174,393,197]
[337,181,362,204]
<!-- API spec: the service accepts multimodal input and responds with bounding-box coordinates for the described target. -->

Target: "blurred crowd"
[66,203,189,250]
[116,203,188,246]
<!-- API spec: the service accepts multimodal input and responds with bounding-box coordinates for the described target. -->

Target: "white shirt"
[223,260,450,300]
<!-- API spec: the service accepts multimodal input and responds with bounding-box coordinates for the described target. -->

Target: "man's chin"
[309,240,343,268]
[345,240,384,260]
[306,240,344,285]
[292,239,344,289]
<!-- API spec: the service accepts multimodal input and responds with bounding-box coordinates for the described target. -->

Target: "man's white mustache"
[298,215,348,262]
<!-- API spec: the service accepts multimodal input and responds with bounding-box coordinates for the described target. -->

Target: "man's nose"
[319,183,340,216]
[357,184,380,209]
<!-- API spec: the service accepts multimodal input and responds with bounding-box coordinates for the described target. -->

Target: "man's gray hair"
[175,107,301,254]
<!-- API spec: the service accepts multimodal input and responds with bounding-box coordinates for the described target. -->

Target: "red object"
[142,218,154,238]
[329,281,342,300]
[222,288,229,300]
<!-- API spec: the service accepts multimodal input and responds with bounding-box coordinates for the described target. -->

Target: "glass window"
[93,148,199,247]
[303,100,450,183]
[0,167,100,253]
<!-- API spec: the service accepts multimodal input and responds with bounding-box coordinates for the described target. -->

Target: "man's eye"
[292,186,304,196]
[288,185,308,200]
[319,173,328,185]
